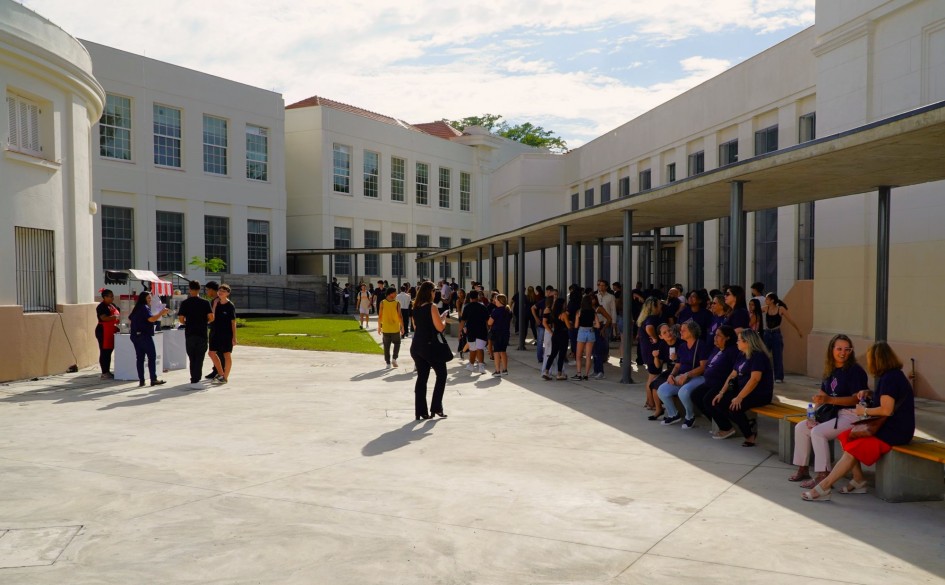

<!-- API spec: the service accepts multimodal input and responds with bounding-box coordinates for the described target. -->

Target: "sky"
[20,0,815,148]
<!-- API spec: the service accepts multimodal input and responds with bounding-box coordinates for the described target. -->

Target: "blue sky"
[20,0,814,147]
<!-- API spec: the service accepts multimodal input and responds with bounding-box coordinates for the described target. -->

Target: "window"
[363,151,379,198]
[100,94,131,160]
[797,202,815,280]
[438,167,451,208]
[364,230,380,275]
[719,139,739,166]
[754,125,778,155]
[153,105,181,168]
[416,234,430,279]
[332,144,351,193]
[754,208,778,289]
[101,205,134,270]
[15,227,56,313]
[460,171,471,211]
[416,162,429,205]
[204,216,229,269]
[391,232,406,277]
[718,216,730,286]
[619,177,630,197]
[584,245,594,286]
[638,169,651,191]
[334,227,352,275]
[799,113,816,143]
[202,115,227,175]
[600,182,611,203]
[439,236,451,278]
[246,125,269,181]
[666,163,676,183]
[248,219,270,274]
[687,151,704,176]
[7,92,42,156]
[688,222,705,290]
[391,156,405,202]
[571,193,579,211]
[584,188,594,208]
[601,244,611,282]
[156,211,184,273]
[659,246,676,290]
[461,237,472,279]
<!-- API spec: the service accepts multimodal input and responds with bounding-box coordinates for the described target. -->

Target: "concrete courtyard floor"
[2,321,944,584]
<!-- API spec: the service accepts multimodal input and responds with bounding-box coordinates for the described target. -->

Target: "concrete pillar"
[730,181,746,288]
[518,236,527,351]
[621,210,635,384]
[876,186,891,342]
[558,225,568,296]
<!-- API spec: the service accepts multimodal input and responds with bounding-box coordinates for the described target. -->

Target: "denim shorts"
[577,327,596,343]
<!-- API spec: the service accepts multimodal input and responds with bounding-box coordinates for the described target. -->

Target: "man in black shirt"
[209,284,237,384]
[461,290,490,375]
[177,280,213,389]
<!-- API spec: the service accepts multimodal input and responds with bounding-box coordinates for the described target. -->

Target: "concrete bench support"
[778,417,796,464]
[875,449,945,502]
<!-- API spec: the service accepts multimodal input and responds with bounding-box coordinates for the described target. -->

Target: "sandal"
[839,479,868,494]
[801,483,832,502]
[741,435,756,447]
[800,472,828,490]
[788,468,811,482]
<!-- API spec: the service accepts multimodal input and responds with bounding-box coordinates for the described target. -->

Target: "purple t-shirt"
[822,363,868,397]
[724,307,751,330]
[734,350,773,402]
[678,306,714,341]
[872,369,915,446]
[703,345,740,387]
[675,338,711,375]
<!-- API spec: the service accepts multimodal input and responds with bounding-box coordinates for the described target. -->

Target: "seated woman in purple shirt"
[705,329,773,445]
[802,342,915,501]
[655,320,711,428]
[691,326,740,427]
[722,285,750,332]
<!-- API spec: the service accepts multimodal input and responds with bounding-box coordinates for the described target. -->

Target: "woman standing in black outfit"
[411,281,449,420]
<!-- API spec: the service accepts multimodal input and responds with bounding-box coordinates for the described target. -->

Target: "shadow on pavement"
[361,419,440,457]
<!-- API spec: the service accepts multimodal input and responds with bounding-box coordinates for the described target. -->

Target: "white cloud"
[18,0,814,145]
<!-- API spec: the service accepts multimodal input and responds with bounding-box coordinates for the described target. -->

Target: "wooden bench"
[746,403,807,464]
[877,439,945,502]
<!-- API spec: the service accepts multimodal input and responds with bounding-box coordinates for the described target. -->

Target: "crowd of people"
[95,275,918,499]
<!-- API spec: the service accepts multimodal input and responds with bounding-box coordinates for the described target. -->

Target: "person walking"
[204,281,224,380]
[128,291,169,387]
[208,284,237,384]
[177,280,214,390]
[356,283,372,329]
[94,288,120,380]
[410,281,449,420]
[396,285,412,339]
[377,287,404,368]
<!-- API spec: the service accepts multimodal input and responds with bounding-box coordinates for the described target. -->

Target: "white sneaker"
[593,372,605,380]
[466,363,475,371]
[189,382,204,390]
[392,360,398,368]
[478,363,487,374]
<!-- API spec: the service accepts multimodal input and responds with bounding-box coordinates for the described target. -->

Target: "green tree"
[189,256,227,274]
[446,114,568,153]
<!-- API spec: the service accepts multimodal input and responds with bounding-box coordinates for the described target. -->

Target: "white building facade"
[85,41,287,291]
[1,0,105,381]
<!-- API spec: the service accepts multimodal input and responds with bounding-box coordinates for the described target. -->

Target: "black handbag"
[814,403,840,424]
[431,331,455,363]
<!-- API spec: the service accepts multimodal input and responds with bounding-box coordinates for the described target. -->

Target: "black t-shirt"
[178,296,213,337]
[211,301,237,338]
[462,302,490,340]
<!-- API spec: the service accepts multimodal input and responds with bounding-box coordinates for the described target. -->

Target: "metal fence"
[228,286,318,314]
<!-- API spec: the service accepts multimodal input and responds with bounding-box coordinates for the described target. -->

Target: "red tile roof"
[286,96,461,141]
[411,121,463,140]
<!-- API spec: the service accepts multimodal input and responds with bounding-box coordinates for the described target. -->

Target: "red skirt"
[838,428,892,466]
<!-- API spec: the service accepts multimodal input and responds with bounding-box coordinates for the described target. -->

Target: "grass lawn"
[237,316,383,354]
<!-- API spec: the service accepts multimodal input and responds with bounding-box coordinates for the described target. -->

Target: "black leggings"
[544,332,569,374]
[95,326,112,374]
[703,388,771,436]
[412,350,447,418]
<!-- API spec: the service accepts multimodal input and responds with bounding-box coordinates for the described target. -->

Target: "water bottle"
[807,403,815,422]
[858,397,868,418]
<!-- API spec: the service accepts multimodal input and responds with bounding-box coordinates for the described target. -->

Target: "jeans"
[535,326,545,363]
[185,335,208,383]
[657,375,705,419]
[131,334,157,383]
[382,332,401,364]
[763,329,784,380]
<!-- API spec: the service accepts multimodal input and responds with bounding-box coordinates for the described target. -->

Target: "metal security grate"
[15,226,56,313]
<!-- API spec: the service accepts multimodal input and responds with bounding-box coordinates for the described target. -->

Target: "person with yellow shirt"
[377,287,405,368]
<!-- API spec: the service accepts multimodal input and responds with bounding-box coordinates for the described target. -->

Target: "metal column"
[642,232,651,288]
[353,254,359,287]
[429,258,435,281]
[396,252,402,289]
[876,186,892,342]
[652,230,661,289]
[621,210,635,384]
[503,240,510,293]
[597,237,605,283]
[327,254,334,313]
[477,247,483,285]
[518,236,527,351]
[540,248,546,287]
[489,244,496,291]
[458,251,464,289]
[730,181,746,287]
[558,225,568,295]
[574,242,582,288]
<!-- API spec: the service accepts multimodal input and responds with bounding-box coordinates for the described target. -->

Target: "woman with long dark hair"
[763,292,803,382]
[722,285,750,332]
[542,297,572,380]
[128,291,169,387]
[410,281,449,420]
[94,288,121,379]
[706,329,773,446]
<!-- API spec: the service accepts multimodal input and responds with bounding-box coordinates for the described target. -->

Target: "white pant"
[793,408,858,472]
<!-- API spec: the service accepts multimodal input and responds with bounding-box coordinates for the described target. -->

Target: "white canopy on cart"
[128,269,173,297]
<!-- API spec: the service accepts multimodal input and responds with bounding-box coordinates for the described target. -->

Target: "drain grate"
[0,526,81,569]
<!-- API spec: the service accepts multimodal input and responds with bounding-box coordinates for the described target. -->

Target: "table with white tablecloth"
[113,331,186,380]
